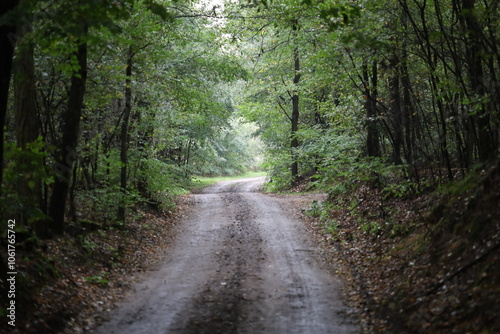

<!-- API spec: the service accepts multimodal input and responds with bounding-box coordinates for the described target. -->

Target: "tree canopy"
[0,0,498,238]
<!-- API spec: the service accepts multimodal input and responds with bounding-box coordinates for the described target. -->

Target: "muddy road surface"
[91,177,358,334]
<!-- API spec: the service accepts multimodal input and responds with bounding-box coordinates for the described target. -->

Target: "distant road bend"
[91,176,359,334]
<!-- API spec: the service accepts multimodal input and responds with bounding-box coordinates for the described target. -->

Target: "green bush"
[1,138,53,229]
[262,149,294,192]
[139,157,188,210]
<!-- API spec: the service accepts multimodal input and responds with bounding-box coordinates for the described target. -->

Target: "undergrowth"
[305,160,500,333]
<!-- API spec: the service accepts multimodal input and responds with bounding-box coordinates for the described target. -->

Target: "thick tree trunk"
[48,27,88,235]
[0,0,18,300]
[460,0,495,162]
[0,0,19,194]
[14,32,38,148]
[117,47,134,222]
[13,20,44,232]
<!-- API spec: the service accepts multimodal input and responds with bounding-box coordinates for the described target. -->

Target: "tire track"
[169,193,265,333]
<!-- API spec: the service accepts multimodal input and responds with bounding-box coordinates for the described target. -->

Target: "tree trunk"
[389,58,403,164]
[13,19,44,232]
[363,60,381,157]
[48,26,88,235]
[117,46,134,222]
[0,0,19,194]
[290,21,300,185]
[69,161,78,222]
[184,139,193,177]
[459,0,495,162]
[14,24,38,149]
[398,8,420,179]
[135,100,152,197]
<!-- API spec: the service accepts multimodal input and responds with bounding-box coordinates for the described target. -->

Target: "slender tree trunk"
[389,56,403,164]
[399,25,420,180]
[290,21,300,185]
[117,46,134,222]
[48,25,88,235]
[291,47,300,183]
[0,0,19,194]
[135,100,152,197]
[364,60,381,157]
[92,120,100,184]
[184,139,193,178]
[435,93,454,180]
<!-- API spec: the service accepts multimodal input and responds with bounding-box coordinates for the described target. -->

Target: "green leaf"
[145,0,174,22]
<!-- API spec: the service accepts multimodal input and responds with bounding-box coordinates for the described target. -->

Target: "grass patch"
[191,171,267,191]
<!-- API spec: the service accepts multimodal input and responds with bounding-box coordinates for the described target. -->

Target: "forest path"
[90,177,358,333]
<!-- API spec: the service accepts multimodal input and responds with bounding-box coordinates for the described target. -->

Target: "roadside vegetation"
[302,163,500,333]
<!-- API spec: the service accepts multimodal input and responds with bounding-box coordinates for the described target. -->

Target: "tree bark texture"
[0,0,19,194]
[363,60,381,158]
[291,21,300,185]
[117,46,134,222]
[48,27,88,235]
[13,20,44,232]
[459,0,495,162]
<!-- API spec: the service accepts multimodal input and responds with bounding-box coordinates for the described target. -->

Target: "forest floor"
[2,165,499,333]
[301,163,500,333]
[3,198,186,334]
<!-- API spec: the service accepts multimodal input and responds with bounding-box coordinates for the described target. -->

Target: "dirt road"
[90,177,358,333]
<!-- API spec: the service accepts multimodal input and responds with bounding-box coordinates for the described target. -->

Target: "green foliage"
[361,221,381,234]
[324,219,339,235]
[381,176,419,199]
[262,150,294,192]
[304,131,362,191]
[318,1,361,30]
[2,138,54,190]
[4,0,498,236]
[436,166,483,197]
[85,272,109,285]
[305,199,324,217]
[144,0,175,22]
[63,1,257,225]
[0,138,53,227]
[139,157,188,209]
[80,235,98,252]
[306,200,339,235]
[76,186,143,224]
